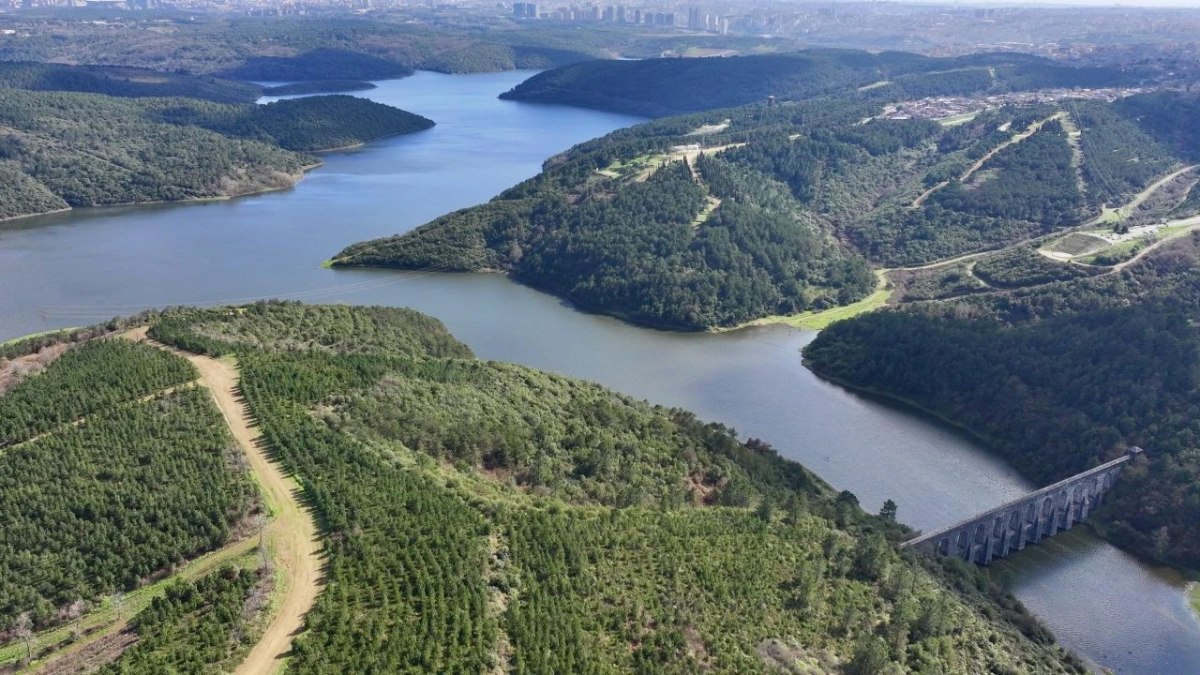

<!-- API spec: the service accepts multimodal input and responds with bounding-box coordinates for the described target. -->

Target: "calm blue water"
[0,70,1197,674]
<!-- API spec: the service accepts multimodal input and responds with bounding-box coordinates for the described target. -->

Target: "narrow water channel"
[0,70,1196,673]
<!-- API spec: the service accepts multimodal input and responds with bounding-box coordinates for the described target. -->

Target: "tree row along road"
[131,328,323,675]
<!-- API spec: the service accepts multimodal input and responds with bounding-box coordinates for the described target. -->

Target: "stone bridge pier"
[903,447,1142,565]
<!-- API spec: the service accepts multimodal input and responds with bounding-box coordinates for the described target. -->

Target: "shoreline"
[802,360,1008,451]
[804,359,1200,585]
[311,123,435,154]
[0,162,323,227]
[0,326,79,348]
[1,115,439,226]
[723,270,893,333]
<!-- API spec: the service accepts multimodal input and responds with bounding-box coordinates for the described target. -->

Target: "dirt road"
[132,329,322,675]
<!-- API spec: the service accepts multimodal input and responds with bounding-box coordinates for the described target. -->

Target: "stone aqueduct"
[904,447,1143,565]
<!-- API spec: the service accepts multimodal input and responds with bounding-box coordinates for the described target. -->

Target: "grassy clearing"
[736,271,892,331]
[1043,232,1109,258]
[0,539,259,670]
[596,153,660,180]
[938,111,978,127]
[1190,582,1200,620]
[1077,238,1143,265]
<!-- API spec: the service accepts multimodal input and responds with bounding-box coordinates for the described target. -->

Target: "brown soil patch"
[0,343,71,395]
[34,630,138,675]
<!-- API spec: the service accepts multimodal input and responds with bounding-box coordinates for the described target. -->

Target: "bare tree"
[14,612,34,662]
[111,592,125,622]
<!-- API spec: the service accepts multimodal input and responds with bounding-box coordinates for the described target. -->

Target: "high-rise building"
[512,2,537,19]
[688,6,704,30]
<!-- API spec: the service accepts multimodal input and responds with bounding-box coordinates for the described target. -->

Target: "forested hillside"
[336,88,1197,328]
[138,301,1080,673]
[146,95,434,152]
[0,61,260,103]
[0,338,257,640]
[0,89,432,220]
[499,50,1134,117]
[804,232,1200,568]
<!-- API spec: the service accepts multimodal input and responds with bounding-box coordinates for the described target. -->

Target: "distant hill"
[0,90,433,221]
[217,48,414,82]
[145,95,434,152]
[498,49,1135,117]
[0,61,261,103]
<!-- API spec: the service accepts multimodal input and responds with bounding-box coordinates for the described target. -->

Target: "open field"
[1042,232,1110,259]
[737,271,892,331]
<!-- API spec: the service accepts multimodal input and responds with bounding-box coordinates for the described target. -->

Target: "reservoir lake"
[0,70,1197,673]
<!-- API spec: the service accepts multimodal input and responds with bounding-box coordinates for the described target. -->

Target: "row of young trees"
[0,339,195,446]
[149,302,472,359]
[99,566,266,674]
[239,353,499,674]
[0,386,257,632]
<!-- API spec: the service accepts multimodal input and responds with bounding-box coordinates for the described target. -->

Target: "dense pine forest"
[146,95,434,152]
[804,233,1200,568]
[128,301,1082,673]
[0,339,257,639]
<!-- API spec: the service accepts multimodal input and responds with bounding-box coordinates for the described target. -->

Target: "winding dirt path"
[133,329,322,675]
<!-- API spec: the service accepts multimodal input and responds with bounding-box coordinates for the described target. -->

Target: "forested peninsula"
[334,52,1190,331]
[0,82,433,222]
[0,302,1083,672]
